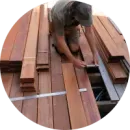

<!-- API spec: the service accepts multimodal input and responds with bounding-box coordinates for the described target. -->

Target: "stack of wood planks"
[79,26,94,66]
[1,3,129,129]
[20,6,40,92]
[36,4,49,71]
[0,10,32,72]
[1,35,101,129]
[0,4,50,92]
[93,15,129,84]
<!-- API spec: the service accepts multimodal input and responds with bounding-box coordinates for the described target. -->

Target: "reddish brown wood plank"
[94,29,109,62]
[37,4,49,67]
[36,64,49,71]
[94,29,128,83]
[75,68,101,124]
[98,16,130,64]
[50,36,71,129]
[1,73,13,96]
[93,16,123,58]
[20,82,35,88]
[21,71,39,93]
[37,71,53,128]
[10,73,23,112]
[10,10,32,62]
[20,6,40,82]
[107,62,128,84]
[62,63,88,129]
[1,16,21,61]
[98,16,121,40]
[79,26,93,65]
[22,92,37,123]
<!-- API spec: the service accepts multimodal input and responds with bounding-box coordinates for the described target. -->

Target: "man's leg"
[52,33,64,55]
[66,26,80,53]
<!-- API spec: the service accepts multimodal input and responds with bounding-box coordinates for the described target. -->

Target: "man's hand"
[55,34,86,69]
[72,58,86,69]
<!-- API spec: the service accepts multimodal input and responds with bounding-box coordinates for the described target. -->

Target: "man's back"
[51,0,76,29]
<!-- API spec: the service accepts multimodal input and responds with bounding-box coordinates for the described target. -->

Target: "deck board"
[20,6,40,83]
[62,63,88,129]
[10,10,32,62]
[37,4,49,69]
[1,73,13,96]
[37,72,53,128]
[75,68,101,124]
[1,4,129,129]
[50,36,71,129]
[10,73,23,112]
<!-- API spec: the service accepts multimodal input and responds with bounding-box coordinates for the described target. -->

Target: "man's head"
[72,2,92,26]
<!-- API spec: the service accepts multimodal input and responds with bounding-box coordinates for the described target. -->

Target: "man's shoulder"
[52,0,74,14]
[53,0,74,8]
[52,0,72,24]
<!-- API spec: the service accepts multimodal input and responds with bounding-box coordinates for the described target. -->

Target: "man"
[51,0,98,68]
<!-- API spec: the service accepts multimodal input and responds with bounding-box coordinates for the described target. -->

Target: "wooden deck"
[1,38,101,128]
[0,3,129,129]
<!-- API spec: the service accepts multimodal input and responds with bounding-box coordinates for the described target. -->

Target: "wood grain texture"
[22,92,37,123]
[1,73,13,96]
[21,70,39,93]
[1,15,21,61]
[37,4,49,67]
[94,26,128,84]
[107,62,128,84]
[50,36,71,129]
[75,68,101,124]
[37,72,53,128]
[79,26,93,65]
[93,16,123,58]
[10,73,23,112]
[20,6,40,82]
[10,10,32,62]
[98,16,129,64]
[62,63,87,129]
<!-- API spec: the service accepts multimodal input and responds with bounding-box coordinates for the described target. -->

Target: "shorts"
[53,26,80,46]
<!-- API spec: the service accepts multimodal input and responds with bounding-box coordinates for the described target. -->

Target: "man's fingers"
[81,61,86,65]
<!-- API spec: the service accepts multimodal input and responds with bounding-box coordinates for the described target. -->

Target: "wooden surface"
[38,72,53,127]
[75,68,101,124]
[79,26,93,65]
[94,23,128,84]
[1,33,100,130]
[37,4,49,68]
[62,63,88,129]
[1,73,13,96]
[108,63,128,83]
[98,16,129,64]
[10,73,23,112]
[50,36,71,129]
[1,15,21,61]
[0,5,128,129]
[93,16,122,58]
[20,6,40,82]
[10,10,32,63]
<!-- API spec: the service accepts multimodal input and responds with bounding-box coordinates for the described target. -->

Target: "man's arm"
[53,17,86,68]
[85,26,98,64]
[53,18,74,61]
[55,34,75,61]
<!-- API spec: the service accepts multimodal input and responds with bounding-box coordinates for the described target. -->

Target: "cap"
[75,3,92,26]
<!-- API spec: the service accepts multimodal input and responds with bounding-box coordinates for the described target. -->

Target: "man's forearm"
[56,37,75,61]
